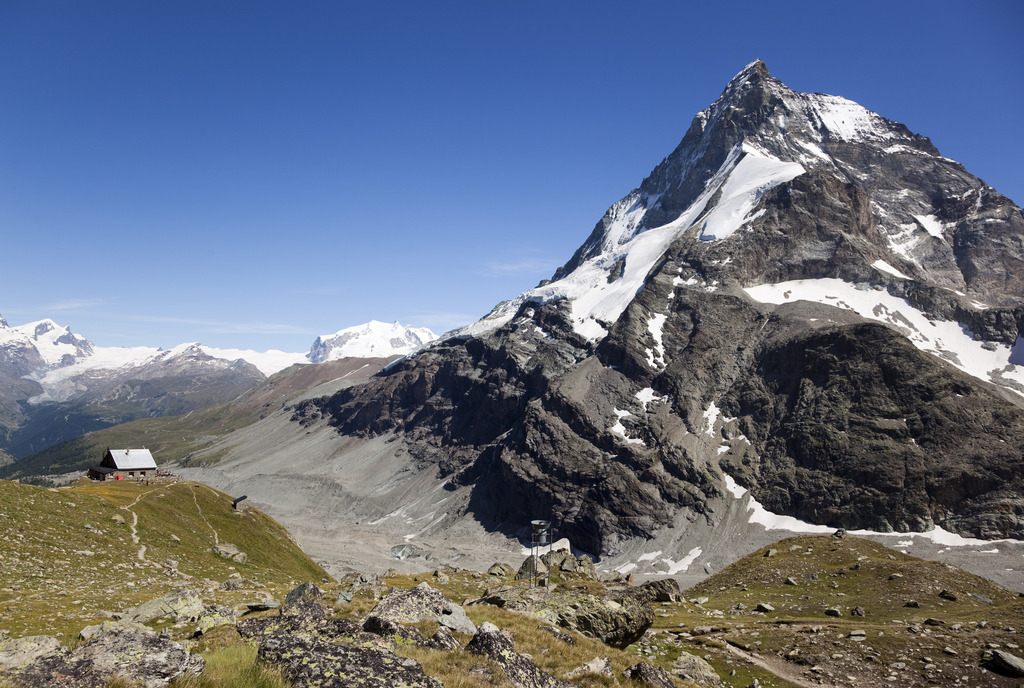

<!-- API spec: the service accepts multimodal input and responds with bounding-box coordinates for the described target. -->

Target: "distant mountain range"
[0,315,435,458]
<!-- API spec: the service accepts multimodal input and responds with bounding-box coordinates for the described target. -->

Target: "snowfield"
[744,278,1024,395]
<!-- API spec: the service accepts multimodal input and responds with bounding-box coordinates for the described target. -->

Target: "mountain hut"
[87,448,158,481]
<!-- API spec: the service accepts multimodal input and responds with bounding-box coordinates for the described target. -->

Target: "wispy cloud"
[41,298,108,311]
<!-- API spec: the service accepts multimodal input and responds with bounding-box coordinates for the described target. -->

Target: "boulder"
[367,582,476,635]
[624,662,676,688]
[258,632,441,688]
[212,542,247,564]
[488,562,516,577]
[126,589,204,624]
[425,626,463,652]
[475,585,653,648]
[672,649,722,686]
[626,578,681,603]
[516,555,549,581]
[466,622,575,688]
[281,581,328,620]
[194,605,237,636]
[987,649,1024,678]
[12,627,203,688]
[78,620,148,642]
[567,656,615,681]
[0,634,62,672]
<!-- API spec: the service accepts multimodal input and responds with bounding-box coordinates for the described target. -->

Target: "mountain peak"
[307,321,437,363]
[730,58,771,85]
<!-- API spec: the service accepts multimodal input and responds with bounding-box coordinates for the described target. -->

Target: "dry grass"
[168,643,289,688]
[0,478,331,640]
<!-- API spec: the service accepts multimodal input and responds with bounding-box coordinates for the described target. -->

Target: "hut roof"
[105,449,157,471]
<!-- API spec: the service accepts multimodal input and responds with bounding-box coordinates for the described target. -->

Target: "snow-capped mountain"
[182,60,1024,581]
[308,321,437,363]
[0,316,434,458]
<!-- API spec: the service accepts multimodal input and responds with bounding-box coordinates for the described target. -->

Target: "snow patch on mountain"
[744,278,1024,394]
[697,143,804,241]
[461,143,804,342]
[308,320,436,363]
[724,473,1011,547]
[0,319,93,367]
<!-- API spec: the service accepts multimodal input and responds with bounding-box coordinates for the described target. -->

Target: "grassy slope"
[370,536,1024,688]
[2,357,393,480]
[4,495,1023,688]
[0,478,331,640]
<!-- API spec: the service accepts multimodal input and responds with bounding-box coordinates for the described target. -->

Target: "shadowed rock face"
[286,61,1024,557]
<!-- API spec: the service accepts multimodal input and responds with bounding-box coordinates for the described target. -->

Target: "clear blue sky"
[2,1,1021,352]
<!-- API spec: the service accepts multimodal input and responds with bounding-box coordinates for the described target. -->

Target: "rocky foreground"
[2,535,1024,687]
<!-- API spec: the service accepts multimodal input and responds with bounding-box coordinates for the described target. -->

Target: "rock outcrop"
[239,582,443,688]
[474,584,654,648]
[5,626,203,688]
[465,621,576,688]
[366,582,477,635]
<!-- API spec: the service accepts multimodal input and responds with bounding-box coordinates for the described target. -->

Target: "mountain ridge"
[0,316,436,459]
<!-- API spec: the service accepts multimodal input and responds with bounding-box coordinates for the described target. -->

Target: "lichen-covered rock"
[212,542,247,563]
[362,615,427,645]
[126,589,204,624]
[368,582,476,635]
[257,633,441,688]
[466,622,576,688]
[78,619,149,642]
[0,634,62,672]
[618,578,681,603]
[11,627,203,688]
[566,656,615,681]
[280,581,328,620]
[516,555,549,581]
[476,586,652,648]
[488,562,516,577]
[671,650,721,687]
[624,662,676,688]
[538,624,576,645]
[425,626,463,651]
[285,581,323,606]
[193,604,237,636]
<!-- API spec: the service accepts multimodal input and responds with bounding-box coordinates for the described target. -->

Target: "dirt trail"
[188,483,220,546]
[722,641,841,688]
[119,486,161,562]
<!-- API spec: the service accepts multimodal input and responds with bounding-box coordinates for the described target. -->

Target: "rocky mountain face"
[278,60,1024,559]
